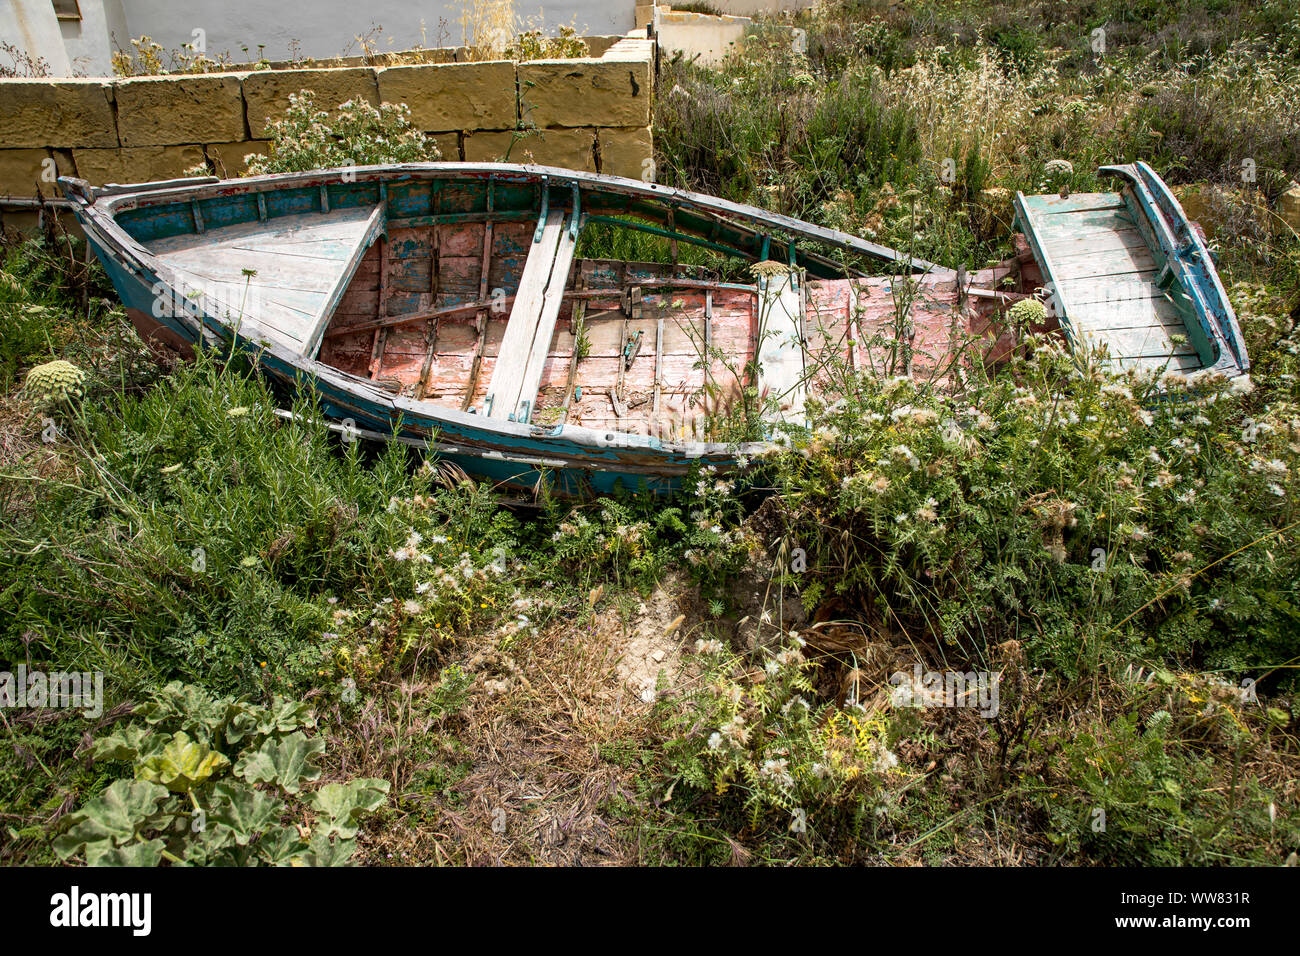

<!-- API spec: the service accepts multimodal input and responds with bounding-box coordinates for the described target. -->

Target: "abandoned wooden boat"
[60,162,967,495]
[1014,160,1249,380]
[60,159,1244,494]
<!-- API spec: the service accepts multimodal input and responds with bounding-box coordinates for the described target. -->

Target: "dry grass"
[458,0,518,61]
[331,600,676,865]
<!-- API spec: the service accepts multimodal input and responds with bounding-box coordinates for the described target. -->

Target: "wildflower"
[227,406,250,418]
[870,742,900,773]
[160,463,182,474]
[720,716,749,745]
[402,599,422,615]
[890,444,920,470]
[1102,383,1133,402]
[1268,482,1285,497]
[781,696,810,716]
[760,758,794,789]
[707,732,723,751]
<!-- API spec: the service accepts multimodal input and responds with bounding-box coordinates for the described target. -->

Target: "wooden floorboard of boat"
[1019,190,1208,374]
[147,205,383,354]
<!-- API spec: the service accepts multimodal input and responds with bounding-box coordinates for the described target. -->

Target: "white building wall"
[59,0,122,76]
[2,0,639,76]
[1,0,73,74]
[114,0,636,65]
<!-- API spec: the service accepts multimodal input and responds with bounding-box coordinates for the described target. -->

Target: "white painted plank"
[148,205,382,355]
[1049,246,1157,281]
[756,273,806,426]
[485,208,569,421]
[511,221,577,423]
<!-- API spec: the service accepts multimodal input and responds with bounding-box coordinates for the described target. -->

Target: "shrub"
[245,91,440,176]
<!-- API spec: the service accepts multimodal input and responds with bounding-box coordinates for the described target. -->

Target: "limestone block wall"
[0,37,655,202]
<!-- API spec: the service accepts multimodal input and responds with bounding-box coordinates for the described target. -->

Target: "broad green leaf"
[308,779,391,839]
[51,780,170,859]
[259,696,317,735]
[209,781,284,845]
[136,731,231,793]
[255,826,311,866]
[222,697,315,746]
[92,724,162,764]
[136,681,233,738]
[234,732,324,794]
[222,703,262,746]
[181,820,238,865]
[303,830,358,867]
[85,838,167,867]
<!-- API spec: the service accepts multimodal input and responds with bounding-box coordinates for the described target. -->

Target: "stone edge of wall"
[0,36,655,201]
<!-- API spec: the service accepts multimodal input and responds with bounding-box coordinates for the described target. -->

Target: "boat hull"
[86,213,746,496]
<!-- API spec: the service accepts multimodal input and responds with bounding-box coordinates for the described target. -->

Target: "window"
[52,0,82,21]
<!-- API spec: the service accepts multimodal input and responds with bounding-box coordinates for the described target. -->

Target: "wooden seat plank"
[756,274,807,426]
[485,208,576,421]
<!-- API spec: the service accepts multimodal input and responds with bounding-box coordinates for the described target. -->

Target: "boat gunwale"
[64,162,955,278]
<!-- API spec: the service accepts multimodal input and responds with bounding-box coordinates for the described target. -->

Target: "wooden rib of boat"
[61,160,1245,495]
[1014,160,1249,380]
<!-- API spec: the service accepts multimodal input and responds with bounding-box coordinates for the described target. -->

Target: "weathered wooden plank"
[1069,296,1187,333]
[1038,226,1147,261]
[1020,192,1126,216]
[1075,324,1193,359]
[756,273,806,426]
[1047,246,1157,281]
[303,204,385,358]
[148,204,383,356]
[485,207,576,421]
[1031,209,1136,238]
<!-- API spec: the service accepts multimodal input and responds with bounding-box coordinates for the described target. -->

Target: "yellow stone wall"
[0,37,655,199]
